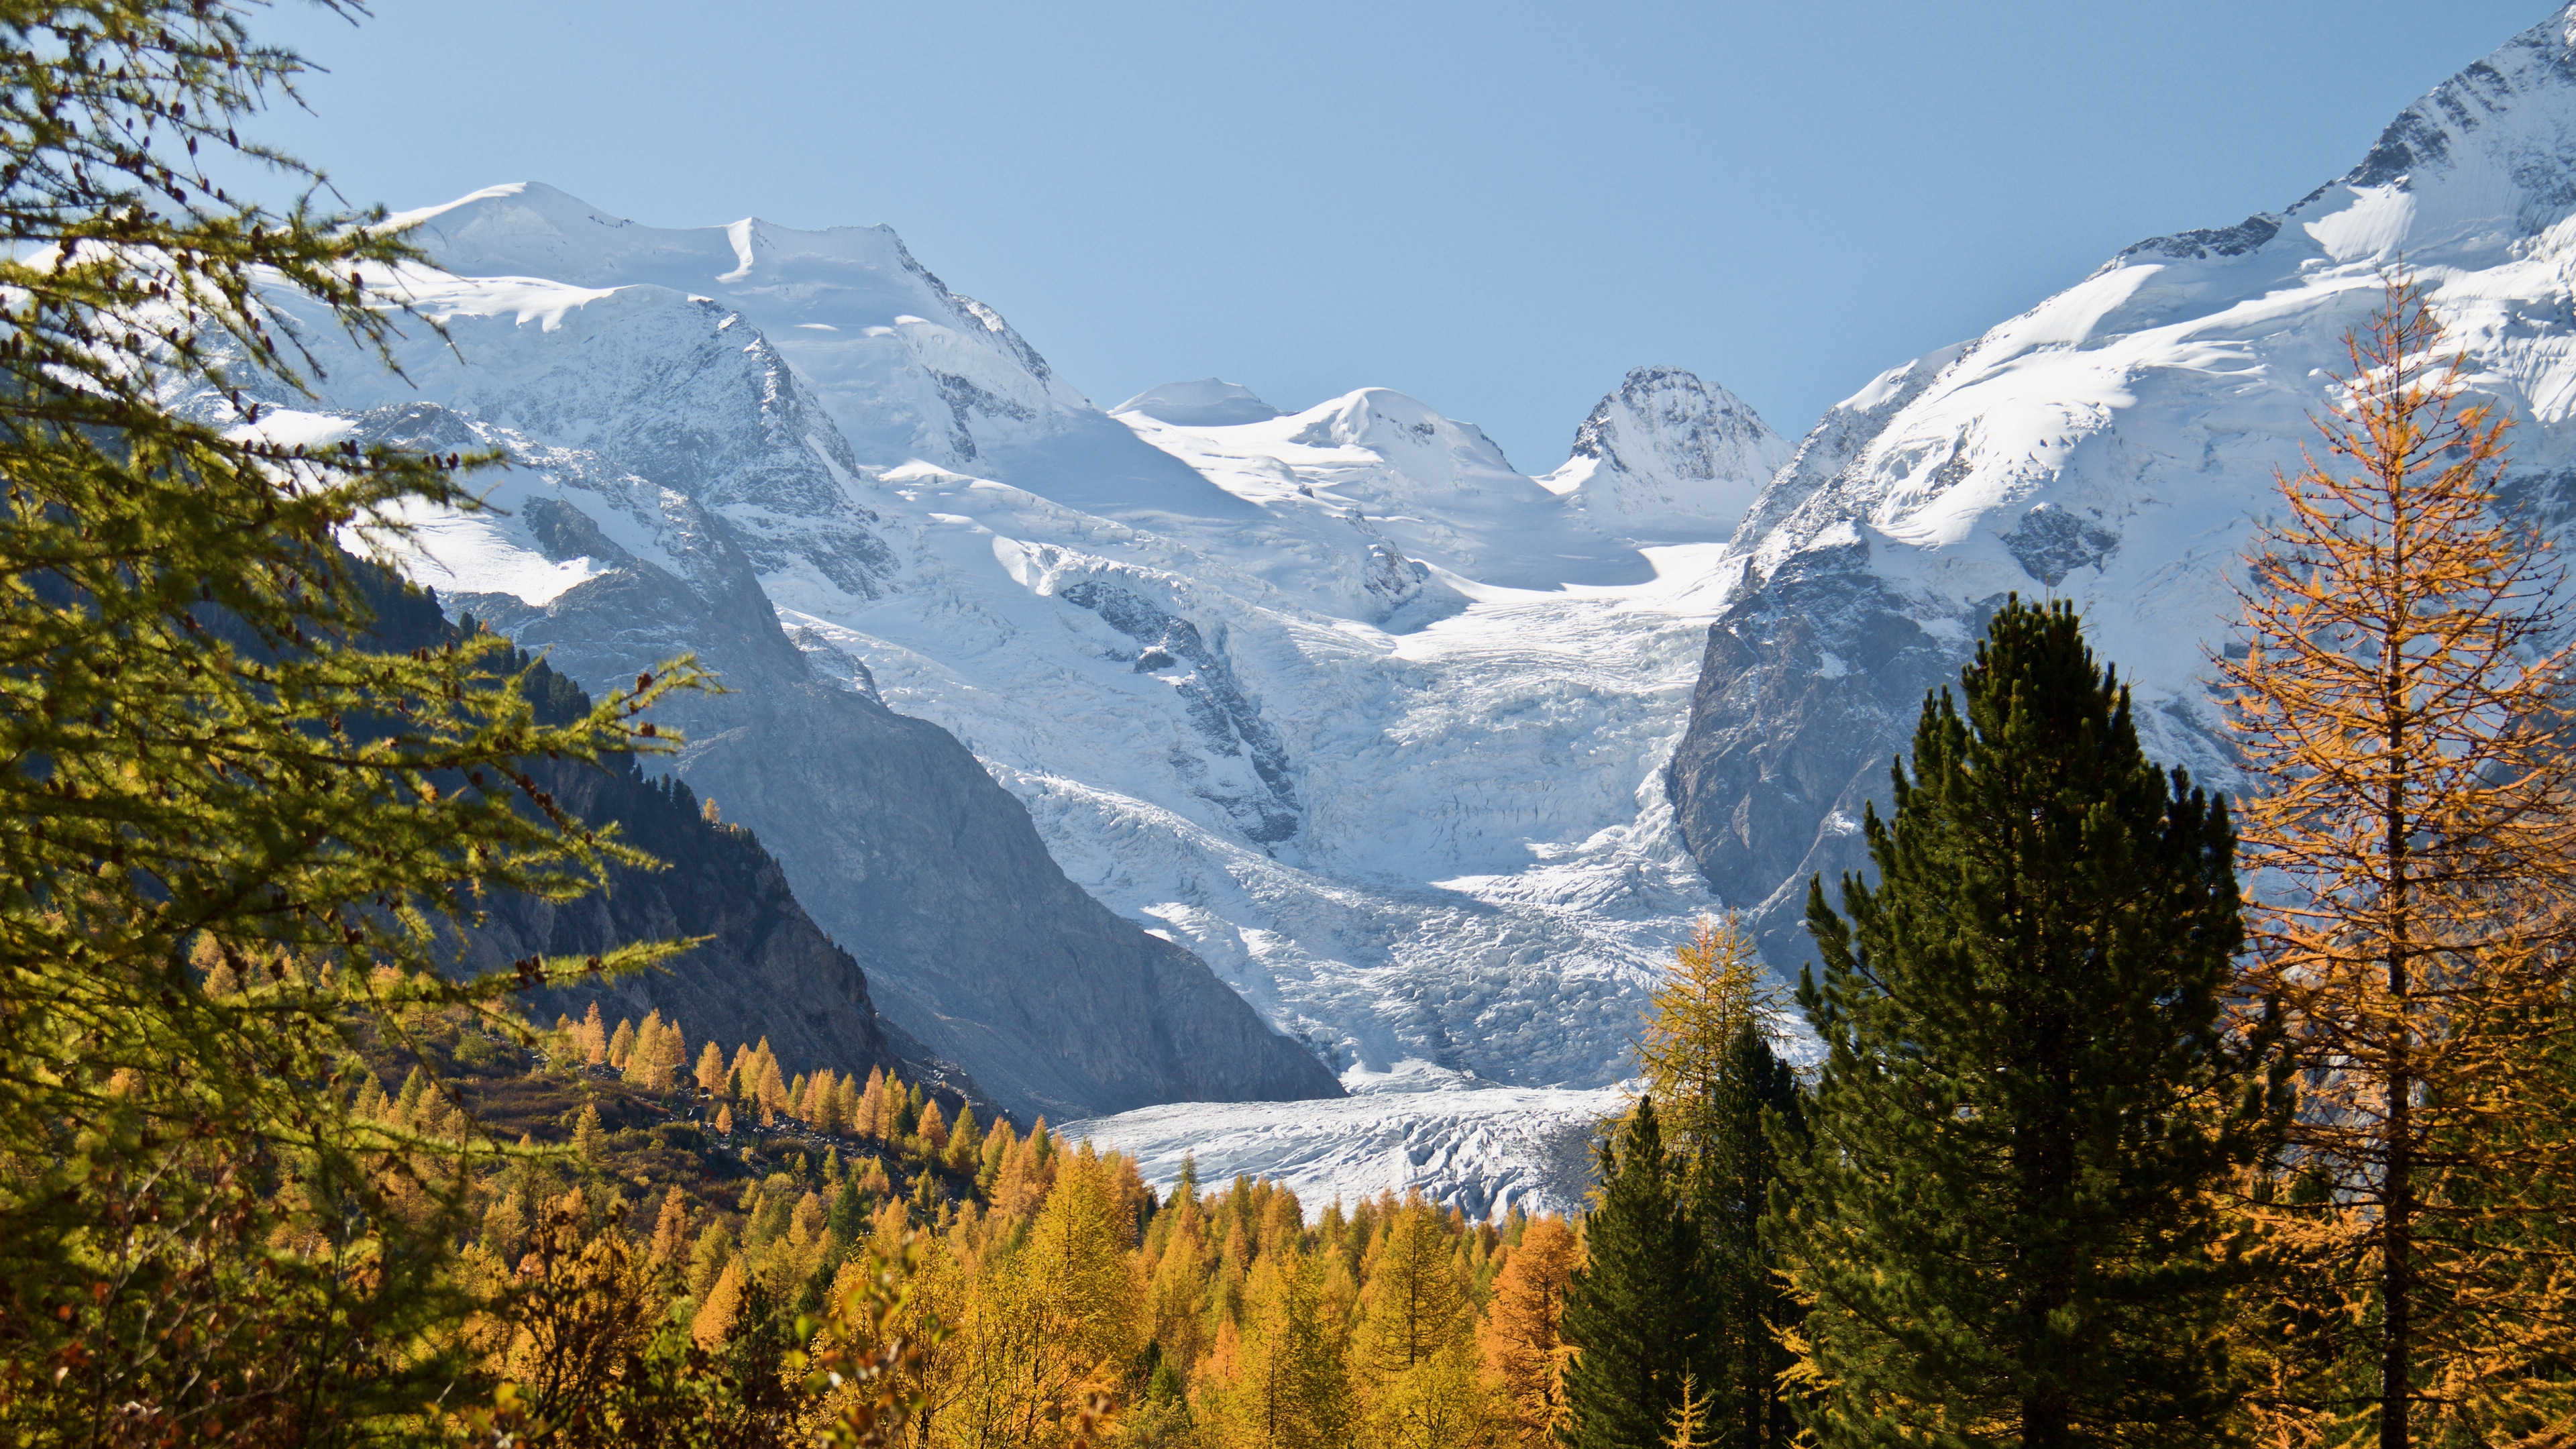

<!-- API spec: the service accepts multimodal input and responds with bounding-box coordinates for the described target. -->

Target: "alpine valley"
[250,3,2576,1217]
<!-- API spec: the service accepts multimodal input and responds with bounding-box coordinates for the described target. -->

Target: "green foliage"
[0,2,705,1440]
[1562,1096,1707,1449]
[1778,597,2278,1449]
[1699,1020,1806,1449]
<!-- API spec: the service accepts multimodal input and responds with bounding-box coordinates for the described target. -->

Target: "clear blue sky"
[244,0,2553,471]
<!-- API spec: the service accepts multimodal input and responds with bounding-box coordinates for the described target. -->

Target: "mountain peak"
[1112,378,1282,427]
[384,181,1091,469]
[1543,366,1789,539]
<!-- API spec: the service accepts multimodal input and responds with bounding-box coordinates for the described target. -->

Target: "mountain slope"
[1671,3,2576,969]
[234,348,1342,1118]
[297,194,1794,1104]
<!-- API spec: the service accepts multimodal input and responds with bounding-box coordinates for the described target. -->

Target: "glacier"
[244,181,1792,1203]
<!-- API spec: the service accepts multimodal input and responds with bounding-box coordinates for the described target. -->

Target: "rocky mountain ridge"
[1670,2,2576,970]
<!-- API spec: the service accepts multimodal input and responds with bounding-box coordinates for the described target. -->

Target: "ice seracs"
[253,176,1815,1180]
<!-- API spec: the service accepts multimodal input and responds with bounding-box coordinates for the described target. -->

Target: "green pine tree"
[1564,1095,1708,1449]
[1697,1020,1807,1449]
[1775,597,2278,1448]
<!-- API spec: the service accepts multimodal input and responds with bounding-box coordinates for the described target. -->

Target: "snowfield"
[280,182,1792,1122]
[242,183,1789,1205]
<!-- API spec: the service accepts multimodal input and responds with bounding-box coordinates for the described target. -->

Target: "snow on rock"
[1069,1063,1625,1220]
[386,182,1090,469]
[1543,366,1794,539]
[1114,378,1283,427]
[1672,3,2576,970]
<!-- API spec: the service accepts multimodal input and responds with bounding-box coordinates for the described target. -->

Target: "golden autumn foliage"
[1632,913,1775,1158]
[1478,1216,1580,1448]
[2224,275,2576,1446]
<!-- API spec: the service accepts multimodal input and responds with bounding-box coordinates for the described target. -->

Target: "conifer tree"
[946,1104,982,1173]
[2221,276,2576,1446]
[621,1012,661,1086]
[582,1002,610,1065]
[695,1040,728,1094]
[1700,1020,1805,1449]
[1479,1215,1580,1449]
[1210,1242,1351,1449]
[1563,1097,1705,1449]
[1638,914,1774,1158]
[607,1017,635,1070]
[648,1191,690,1268]
[1780,597,2271,1448]
[575,1102,608,1163]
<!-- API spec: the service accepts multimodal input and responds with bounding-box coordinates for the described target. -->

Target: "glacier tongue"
[1672,2,2576,971]
[1068,1061,1625,1221]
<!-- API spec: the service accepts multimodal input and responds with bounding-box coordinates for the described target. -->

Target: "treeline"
[326,990,1601,1446]
[552,1002,987,1172]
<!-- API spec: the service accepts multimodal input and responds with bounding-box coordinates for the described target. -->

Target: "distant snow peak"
[1545,365,1791,540]
[1668,1,2576,979]
[1113,378,1282,427]
[1288,388,1520,479]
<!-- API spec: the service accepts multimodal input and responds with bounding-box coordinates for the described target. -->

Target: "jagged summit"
[1112,378,1282,427]
[1543,366,1790,539]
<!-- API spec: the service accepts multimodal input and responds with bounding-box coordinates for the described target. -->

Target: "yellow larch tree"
[1633,913,1775,1157]
[2222,274,2576,1448]
[1202,1242,1350,1449]
[1478,1216,1580,1448]
[1353,1195,1485,1449]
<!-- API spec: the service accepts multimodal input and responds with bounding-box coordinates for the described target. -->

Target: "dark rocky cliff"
[350,570,992,1112]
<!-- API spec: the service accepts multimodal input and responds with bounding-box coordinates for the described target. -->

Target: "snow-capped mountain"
[1672,3,2576,969]
[1543,365,1793,539]
[254,180,1788,1154]
[267,0,2576,1211]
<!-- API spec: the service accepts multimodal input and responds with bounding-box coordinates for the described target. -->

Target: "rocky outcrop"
[344,567,991,1115]
[1548,366,1792,538]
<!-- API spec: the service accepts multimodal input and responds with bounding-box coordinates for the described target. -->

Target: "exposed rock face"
[1667,5,2576,973]
[347,568,990,1115]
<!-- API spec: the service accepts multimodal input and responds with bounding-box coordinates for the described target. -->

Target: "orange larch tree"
[2223,274,2576,1448]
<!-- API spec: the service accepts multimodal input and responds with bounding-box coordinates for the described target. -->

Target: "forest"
[7,3,2576,1447]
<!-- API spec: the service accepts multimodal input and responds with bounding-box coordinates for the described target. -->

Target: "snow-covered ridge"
[388,182,1089,468]
[1673,1,2576,969]
[1543,365,1792,539]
